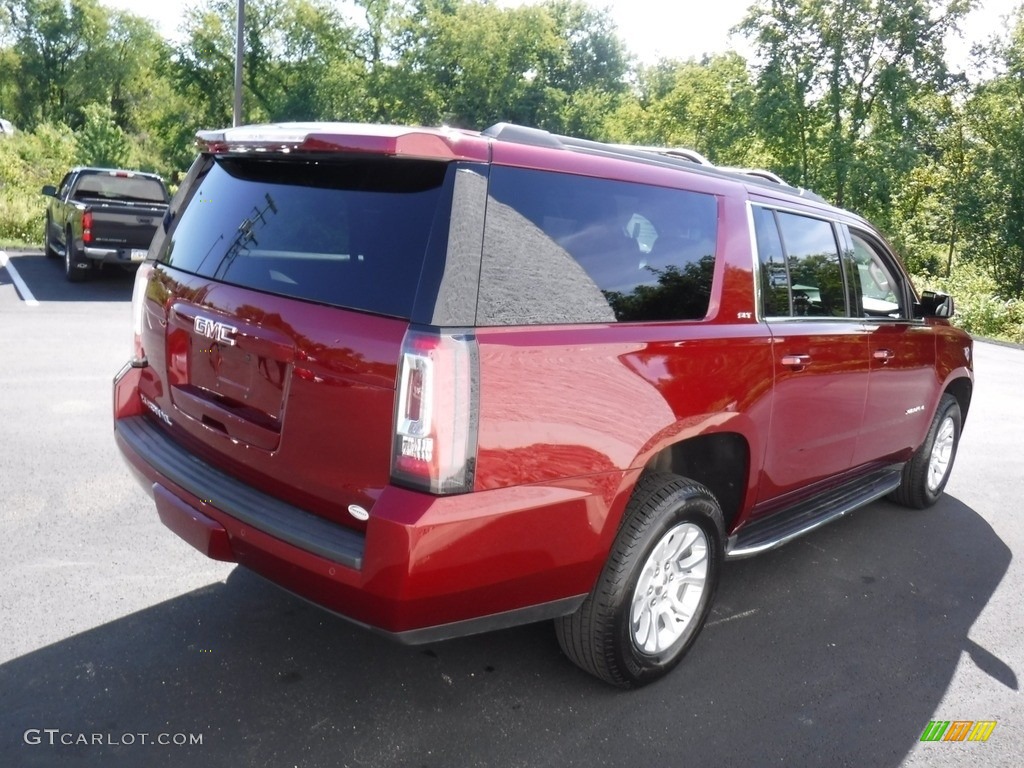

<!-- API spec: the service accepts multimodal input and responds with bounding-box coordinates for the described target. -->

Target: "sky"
[100,0,1022,69]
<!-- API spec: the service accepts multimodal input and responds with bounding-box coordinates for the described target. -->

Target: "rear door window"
[479,166,718,325]
[754,206,849,318]
[777,212,847,317]
[159,157,449,319]
[752,206,790,316]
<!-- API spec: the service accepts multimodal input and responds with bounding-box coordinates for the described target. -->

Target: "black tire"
[890,394,961,509]
[64,227,87,282]
[555,473,725,688]
[43,216,57,258]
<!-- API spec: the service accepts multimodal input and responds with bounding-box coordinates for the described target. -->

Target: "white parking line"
[0,251,40,306]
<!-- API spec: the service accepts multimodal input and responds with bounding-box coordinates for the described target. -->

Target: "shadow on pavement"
[2,250,135,302]
[0,494,1012,767]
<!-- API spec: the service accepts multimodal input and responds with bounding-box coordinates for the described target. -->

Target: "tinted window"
[752,206,790,316]
[479,167,718,325]
[776,212,847,317]
[849,231,904,318]
[159,157,448,319]
[74,172,167,203]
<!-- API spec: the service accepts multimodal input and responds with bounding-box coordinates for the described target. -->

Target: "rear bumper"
[114,366,615,641]
[84,245,147,264]
[117,414,365,569]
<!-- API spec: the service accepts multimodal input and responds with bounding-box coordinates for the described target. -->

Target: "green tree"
[0,46,18,120]
[76,101,132,167]
[887,91,971,275]
[1,0,170,136]
[172,0,360,127]
[958,9,1024,297]
[606,53,766,165]
[539,0,629,136]
[397,0,563,128]
[3,0,109,127]
[392,0,627,131]
[738,0,973,219]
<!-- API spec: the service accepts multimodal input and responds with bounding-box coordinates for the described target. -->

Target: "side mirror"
[918,290,954,319]
[41,184,57,197]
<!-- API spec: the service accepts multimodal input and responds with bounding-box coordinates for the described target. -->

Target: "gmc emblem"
[194,316,238,346]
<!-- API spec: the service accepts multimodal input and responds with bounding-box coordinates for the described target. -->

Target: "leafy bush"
[0,123,78,245]
[914,263,1024,344]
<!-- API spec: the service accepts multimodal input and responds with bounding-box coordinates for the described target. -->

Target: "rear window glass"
[159,157,448,319]
[479,167,718,325]
[73,173,167,203]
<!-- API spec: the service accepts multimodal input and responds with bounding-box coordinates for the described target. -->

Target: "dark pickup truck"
[42,167,169,282]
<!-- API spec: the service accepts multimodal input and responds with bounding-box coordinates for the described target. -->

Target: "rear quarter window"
[478,167,718,325]
[158,156,448,319]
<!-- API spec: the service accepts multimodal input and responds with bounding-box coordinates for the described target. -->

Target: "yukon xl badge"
[194,315,238,346]
[140,394,172,426]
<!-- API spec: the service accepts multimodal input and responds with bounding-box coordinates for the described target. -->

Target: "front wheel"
[555,473,724,688]
[890,394,962,509]
[43,216,58,258]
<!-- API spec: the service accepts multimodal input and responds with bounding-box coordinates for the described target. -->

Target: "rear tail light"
[82,210,93,244]
[391,328,479,495]
[130,262,155,366]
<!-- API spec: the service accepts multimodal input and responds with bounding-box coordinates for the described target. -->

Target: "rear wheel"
[890,393,961,509]
[64,227,87,282]
[555,473,724,688]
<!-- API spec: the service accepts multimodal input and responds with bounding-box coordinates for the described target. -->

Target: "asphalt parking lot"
[1,248,1022,767]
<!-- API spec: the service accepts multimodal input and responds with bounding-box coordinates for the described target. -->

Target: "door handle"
[781,354,811,370]
[873,349,894,363]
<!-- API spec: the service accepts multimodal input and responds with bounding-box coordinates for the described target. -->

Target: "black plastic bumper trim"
[117,415,365,569]
[271,581,586,645]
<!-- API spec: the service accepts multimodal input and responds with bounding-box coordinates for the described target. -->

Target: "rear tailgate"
[72,170,169,250]
[132,152,454,530]
[137,273,407,527]
[89,202,167,250]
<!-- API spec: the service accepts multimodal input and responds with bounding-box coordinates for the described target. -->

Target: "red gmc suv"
[113,122,973,687]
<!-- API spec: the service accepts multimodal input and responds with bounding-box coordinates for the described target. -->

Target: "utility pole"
[233,0,245,126]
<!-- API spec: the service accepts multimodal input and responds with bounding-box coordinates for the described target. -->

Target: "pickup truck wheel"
[44,217,58,258]
[890,394,961,509]
[555,473,724,688]
[64,228,87,282]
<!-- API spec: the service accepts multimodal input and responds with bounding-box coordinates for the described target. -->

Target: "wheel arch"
[642,432,749,534]
[944,376,973,425]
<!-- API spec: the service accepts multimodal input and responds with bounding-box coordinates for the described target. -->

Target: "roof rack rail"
[480,122,827,204]
[719,167,792,186]
[608,144,712,166]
